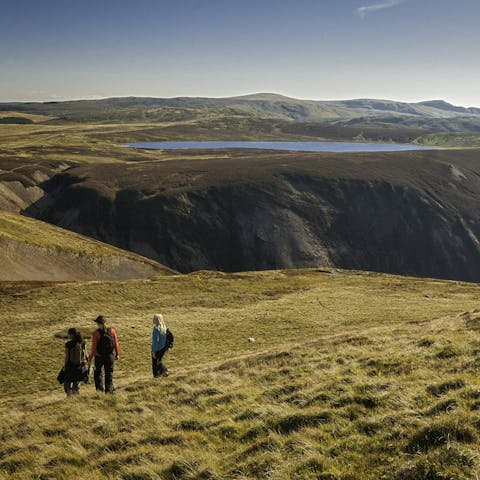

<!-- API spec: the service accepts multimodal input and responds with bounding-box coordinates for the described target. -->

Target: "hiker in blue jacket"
[151,313,174,378]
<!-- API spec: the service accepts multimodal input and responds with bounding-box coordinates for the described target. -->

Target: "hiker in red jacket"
[88,316,120,394]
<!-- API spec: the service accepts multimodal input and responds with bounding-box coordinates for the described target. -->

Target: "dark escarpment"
[25,149,480,281]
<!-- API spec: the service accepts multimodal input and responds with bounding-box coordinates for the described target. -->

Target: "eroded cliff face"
[0,158,73,213]
[17,150,480,281]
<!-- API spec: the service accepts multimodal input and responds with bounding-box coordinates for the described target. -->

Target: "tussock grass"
[2,269,480,478]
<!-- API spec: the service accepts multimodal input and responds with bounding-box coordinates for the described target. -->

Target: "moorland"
[2,93,480,479]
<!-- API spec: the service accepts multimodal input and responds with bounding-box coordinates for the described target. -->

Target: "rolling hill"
[2,93,480,135]
[3,93,480,122]
[1,269,480,479]
[0,211,174,281]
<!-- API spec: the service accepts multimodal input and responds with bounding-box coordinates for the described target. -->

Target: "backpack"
[166,329,174,349]
[97,328,115,355]
[69,341,85,366]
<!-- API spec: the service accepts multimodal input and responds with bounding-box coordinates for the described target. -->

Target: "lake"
[124,141,441,153]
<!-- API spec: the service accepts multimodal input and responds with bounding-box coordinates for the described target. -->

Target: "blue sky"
[1,0,479,105]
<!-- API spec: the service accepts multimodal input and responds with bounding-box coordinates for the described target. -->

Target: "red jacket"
[89,327,120,360]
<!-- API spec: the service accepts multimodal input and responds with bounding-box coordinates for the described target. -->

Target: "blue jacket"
[152,326,167,352]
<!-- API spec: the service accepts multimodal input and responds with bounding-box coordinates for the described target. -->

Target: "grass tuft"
[406,418,476,453]
[269,411,332,435]
[427,379,466,396]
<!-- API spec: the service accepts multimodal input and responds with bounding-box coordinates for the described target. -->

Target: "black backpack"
[166,329,174,349]
[97,328,115,355]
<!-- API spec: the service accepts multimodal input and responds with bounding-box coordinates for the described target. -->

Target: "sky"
[1,0,480,106]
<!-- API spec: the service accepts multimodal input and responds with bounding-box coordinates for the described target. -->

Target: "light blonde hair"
[153,313,167,335]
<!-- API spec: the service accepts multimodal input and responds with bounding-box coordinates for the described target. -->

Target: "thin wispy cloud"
[355,0,406,19]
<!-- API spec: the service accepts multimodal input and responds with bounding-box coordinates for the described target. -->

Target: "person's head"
[153,313,167,334]
[95,315,106,330]
[68,327,83,343]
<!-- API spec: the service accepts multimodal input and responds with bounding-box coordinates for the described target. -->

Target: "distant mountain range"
[2,93,480,123]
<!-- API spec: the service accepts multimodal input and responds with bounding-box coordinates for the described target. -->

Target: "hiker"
[88,316,120,394]
[151,313,174,378]
[63,328,88,397]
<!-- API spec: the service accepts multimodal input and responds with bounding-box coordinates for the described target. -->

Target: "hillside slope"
[1,270,480,479]
[0,211,174,281]
[28,148,480,281]
[0,157,73,212]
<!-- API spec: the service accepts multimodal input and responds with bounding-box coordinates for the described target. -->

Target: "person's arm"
[88,331,98,363]
[112,328,120,359]
[83,343,88,365]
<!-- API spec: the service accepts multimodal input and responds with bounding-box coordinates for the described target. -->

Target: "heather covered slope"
[0,211,174,280]
[2,270,480,479]
[30,148,480,281]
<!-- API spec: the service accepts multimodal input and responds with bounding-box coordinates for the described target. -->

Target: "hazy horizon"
[2,0,480,106]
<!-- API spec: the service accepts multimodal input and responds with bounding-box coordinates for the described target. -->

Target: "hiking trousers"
[152,347,168,377]
[94,354,115,393]
[64,364,82,396]
[64,381,79,396]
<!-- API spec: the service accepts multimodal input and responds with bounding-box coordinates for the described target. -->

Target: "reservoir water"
[124,141,440,153]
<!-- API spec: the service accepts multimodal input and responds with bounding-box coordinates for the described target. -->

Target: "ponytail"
[68,327,83,344]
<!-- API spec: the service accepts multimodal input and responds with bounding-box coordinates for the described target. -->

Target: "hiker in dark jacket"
[88,316,120,394]
[63,328,88,397]
[151,313,173,378]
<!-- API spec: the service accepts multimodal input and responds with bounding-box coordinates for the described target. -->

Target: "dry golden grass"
[0,111,54,123]
[1,269,480,478]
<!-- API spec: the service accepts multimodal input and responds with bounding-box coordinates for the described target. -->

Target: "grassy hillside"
[1,270,480,478]
[0,211,126,255]
[0,211,174,280]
